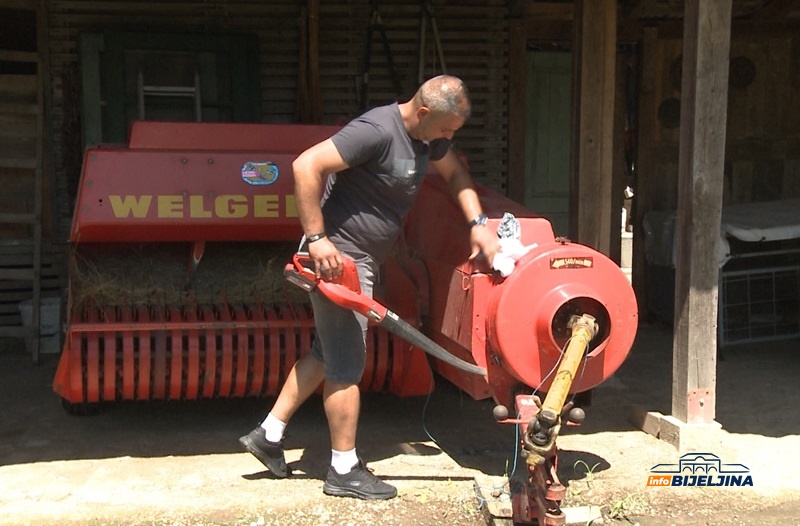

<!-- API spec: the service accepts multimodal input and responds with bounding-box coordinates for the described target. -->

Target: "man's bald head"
[415,75,471,120]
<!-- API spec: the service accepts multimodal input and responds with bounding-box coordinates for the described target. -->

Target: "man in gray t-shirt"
[322,102,450,262]
[239,75,499,500]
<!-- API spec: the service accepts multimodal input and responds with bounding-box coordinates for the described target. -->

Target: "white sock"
[260,413,287,443]
[331,448,359,475]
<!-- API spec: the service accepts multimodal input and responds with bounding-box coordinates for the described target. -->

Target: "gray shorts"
[308,254,378,384]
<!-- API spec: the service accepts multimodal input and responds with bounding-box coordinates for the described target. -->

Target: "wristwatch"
[468,214,488,228]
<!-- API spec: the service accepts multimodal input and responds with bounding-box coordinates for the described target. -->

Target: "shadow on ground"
[0,338,516,478]
[1,322,798,475]
[562,322,800,438]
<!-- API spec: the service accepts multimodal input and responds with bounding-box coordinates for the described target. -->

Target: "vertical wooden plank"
[671,0,732,424]
[307,0,322,123]
[507,17,526,202]
[632,26,658,319]
[573,0,617,254]
[38,0,54,240]
[609,50,629,266]
[32,1,45,364]
[101,32,126,143]
[78,34,104,146]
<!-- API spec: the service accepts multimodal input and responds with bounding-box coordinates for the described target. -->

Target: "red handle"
[288,253,388,321]
[291,253,362,293]
[317,281,388,322]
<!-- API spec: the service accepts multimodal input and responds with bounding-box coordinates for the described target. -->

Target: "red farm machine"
[53,121,638,526]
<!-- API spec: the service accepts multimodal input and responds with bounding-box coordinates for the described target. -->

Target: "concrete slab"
[629,408,723,452]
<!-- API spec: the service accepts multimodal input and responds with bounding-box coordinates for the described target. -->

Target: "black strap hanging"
[359,0,403,111]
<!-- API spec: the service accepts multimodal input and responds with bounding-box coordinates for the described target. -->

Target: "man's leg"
[323,380,360,451]
[321,378,396,500]
[272,352,326,423]
[239,353,325,477]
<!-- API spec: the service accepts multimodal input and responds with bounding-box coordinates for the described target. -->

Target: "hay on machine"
[69,241,311,310]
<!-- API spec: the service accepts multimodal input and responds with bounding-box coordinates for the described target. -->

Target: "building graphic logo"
[647,453,753,487]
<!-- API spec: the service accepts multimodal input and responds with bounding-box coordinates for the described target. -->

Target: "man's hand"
[308,237,343,280]
[469,225,500,267]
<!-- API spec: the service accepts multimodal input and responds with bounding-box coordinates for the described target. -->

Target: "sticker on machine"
[241,161,279,185]
[550,257,593,269]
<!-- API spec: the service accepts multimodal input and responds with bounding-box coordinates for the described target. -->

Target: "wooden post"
[631,27,658,317]
[572,0,617,254]
[506,18,526,202]
[296,0,322,124]
[671,0,732,424]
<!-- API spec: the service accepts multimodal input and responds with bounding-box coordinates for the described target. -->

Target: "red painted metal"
[84,305,99,403]
[509,394,567,526]
[404,175,638,410]
[121,308,134,400]
[218,306,234,398]
[71,122,340,245]
[201,305,216,398]
[137,305,152,400]
[185,307,200,400]
[264,307,281,396]
[249,306,266,397]
[234,306,249,397]
[153,307,167,400]
[55,121,436,409]
[127,121,342,152]
[71,148,301,243]
[53,302,433,404]
[170,306,183,400]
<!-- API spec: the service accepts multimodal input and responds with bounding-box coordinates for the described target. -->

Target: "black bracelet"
[468,214,488,228]
[307,232,327,243]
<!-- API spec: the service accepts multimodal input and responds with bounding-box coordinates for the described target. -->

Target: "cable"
[420,332,591,514]
[420,371,437,444]
[420,371,515,513]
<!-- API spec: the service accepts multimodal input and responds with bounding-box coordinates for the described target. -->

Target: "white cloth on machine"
[492,212,538,277]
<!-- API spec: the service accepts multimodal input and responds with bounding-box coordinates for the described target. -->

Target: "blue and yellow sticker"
[241,161,279,185]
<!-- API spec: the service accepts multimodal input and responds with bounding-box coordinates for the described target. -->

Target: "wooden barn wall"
[44,0,509,241]
[639,28,800,212]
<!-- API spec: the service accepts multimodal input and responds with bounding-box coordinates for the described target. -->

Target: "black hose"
[382,311,487,376]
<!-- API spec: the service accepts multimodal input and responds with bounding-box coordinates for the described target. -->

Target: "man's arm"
[292,138,349,278]
[430,149,500,266]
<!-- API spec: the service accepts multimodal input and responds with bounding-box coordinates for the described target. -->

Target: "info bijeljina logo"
[647,453,753,487]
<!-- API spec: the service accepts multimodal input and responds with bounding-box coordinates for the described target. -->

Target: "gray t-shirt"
[323,103,450,262]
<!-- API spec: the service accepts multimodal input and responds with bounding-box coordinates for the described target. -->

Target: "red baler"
[54,121,637,526]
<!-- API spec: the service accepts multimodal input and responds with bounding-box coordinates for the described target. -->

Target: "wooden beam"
[507,18,526,202]
[671,0,732,425]
[754,0,800,19]
[523,2,573,20]
[631,26,658,323]
[572,0,617,254]
[0,0,40,8]
[0,50,40,63]
[622,0,650,20]
[646,18,800,40]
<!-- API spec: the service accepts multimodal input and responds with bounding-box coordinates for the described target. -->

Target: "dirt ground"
[1,323,800,526]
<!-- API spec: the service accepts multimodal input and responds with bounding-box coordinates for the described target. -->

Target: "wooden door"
[524,50,572,237]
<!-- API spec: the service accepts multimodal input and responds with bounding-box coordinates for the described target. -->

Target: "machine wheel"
[60,397,103,416]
